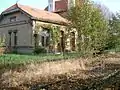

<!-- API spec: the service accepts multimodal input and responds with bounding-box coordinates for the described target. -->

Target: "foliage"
[44,24,61,46]
[0,36,5,47]
[95,2,112,20]
[50,26,61,45]
[107,14,120,50]
[67,0,109,55]
[34,46,47,54]
[0,53,81,70]
[0,37,5,54]
[34,23,61,50]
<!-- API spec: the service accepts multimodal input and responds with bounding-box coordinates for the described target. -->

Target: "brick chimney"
[48,0,61,12]
[48,0,79,12]
[55,0,68,12]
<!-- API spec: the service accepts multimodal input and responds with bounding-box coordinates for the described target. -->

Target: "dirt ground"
[0,53,120,90]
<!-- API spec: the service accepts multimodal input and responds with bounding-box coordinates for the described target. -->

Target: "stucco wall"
[0,11,33,47]
[0,10,77,53]
[32,21,66,47]
[0,12,30,25]
[0,24,32,46]
[32,20,75,52]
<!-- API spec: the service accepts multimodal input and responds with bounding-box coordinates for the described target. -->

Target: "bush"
[34,46,47,54]
[0,47,5,55]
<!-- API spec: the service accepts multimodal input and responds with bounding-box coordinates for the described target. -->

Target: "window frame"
[41,28,50,47]
[10,16,16,22]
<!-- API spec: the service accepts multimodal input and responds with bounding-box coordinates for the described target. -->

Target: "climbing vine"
[50,26,61,45]
[34,23,61,48]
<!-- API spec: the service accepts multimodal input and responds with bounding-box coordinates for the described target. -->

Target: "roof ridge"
[18,4,64,17]
[4,3,18,12]
[2,3,68,25]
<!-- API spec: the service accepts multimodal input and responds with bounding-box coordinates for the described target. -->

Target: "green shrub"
[12,50,18,54]
[34,46,47,54]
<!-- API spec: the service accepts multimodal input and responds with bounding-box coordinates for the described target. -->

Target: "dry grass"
[0,55,120,89]
[0,58,87,88]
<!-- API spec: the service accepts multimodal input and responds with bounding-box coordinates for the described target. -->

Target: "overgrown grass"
[105,45,120,53]
[0,53,81,69]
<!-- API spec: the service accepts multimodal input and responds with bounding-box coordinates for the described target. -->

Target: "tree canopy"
[67,0,109,55]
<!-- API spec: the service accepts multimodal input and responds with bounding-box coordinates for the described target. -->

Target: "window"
[41,29,50,47]
[46,36,50,46]
[10,16,16,22]
[8,30,18,47]
[13,30,18,47]
[41,36,45,46]
[8,30,12,47]
[70,32,75,51]
[34,34,39,48]
[60,31,65,52]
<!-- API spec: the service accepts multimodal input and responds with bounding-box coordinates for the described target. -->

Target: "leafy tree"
[95,2,112,20]
[67,0,109,55]
[0,37,5,47]
[107,13,120,50]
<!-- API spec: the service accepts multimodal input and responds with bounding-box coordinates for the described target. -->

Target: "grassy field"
[0,52,120,89]
[0,53,81,69]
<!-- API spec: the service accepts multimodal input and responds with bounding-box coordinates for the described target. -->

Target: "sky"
[0,0,48,13]
[0,0,120,14]
[92,0,120,13]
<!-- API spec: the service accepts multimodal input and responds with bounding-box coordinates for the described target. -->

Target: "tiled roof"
[4,4,18,12]
[2,4,68,25]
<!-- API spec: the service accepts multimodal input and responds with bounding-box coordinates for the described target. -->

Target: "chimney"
[48,0,54,12]
[48,0,61,12]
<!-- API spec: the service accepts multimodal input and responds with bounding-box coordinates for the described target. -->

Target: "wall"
[32,20,77,52]
[0,11,30,25]
[48,0,54,12]
[0,11,33,53]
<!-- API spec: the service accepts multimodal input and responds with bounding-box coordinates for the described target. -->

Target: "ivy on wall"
[34,23,61,48]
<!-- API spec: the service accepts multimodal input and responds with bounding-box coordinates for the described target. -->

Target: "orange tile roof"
[2,4,68,25]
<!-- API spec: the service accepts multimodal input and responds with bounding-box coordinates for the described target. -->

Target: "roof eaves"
[31,17,68,26]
